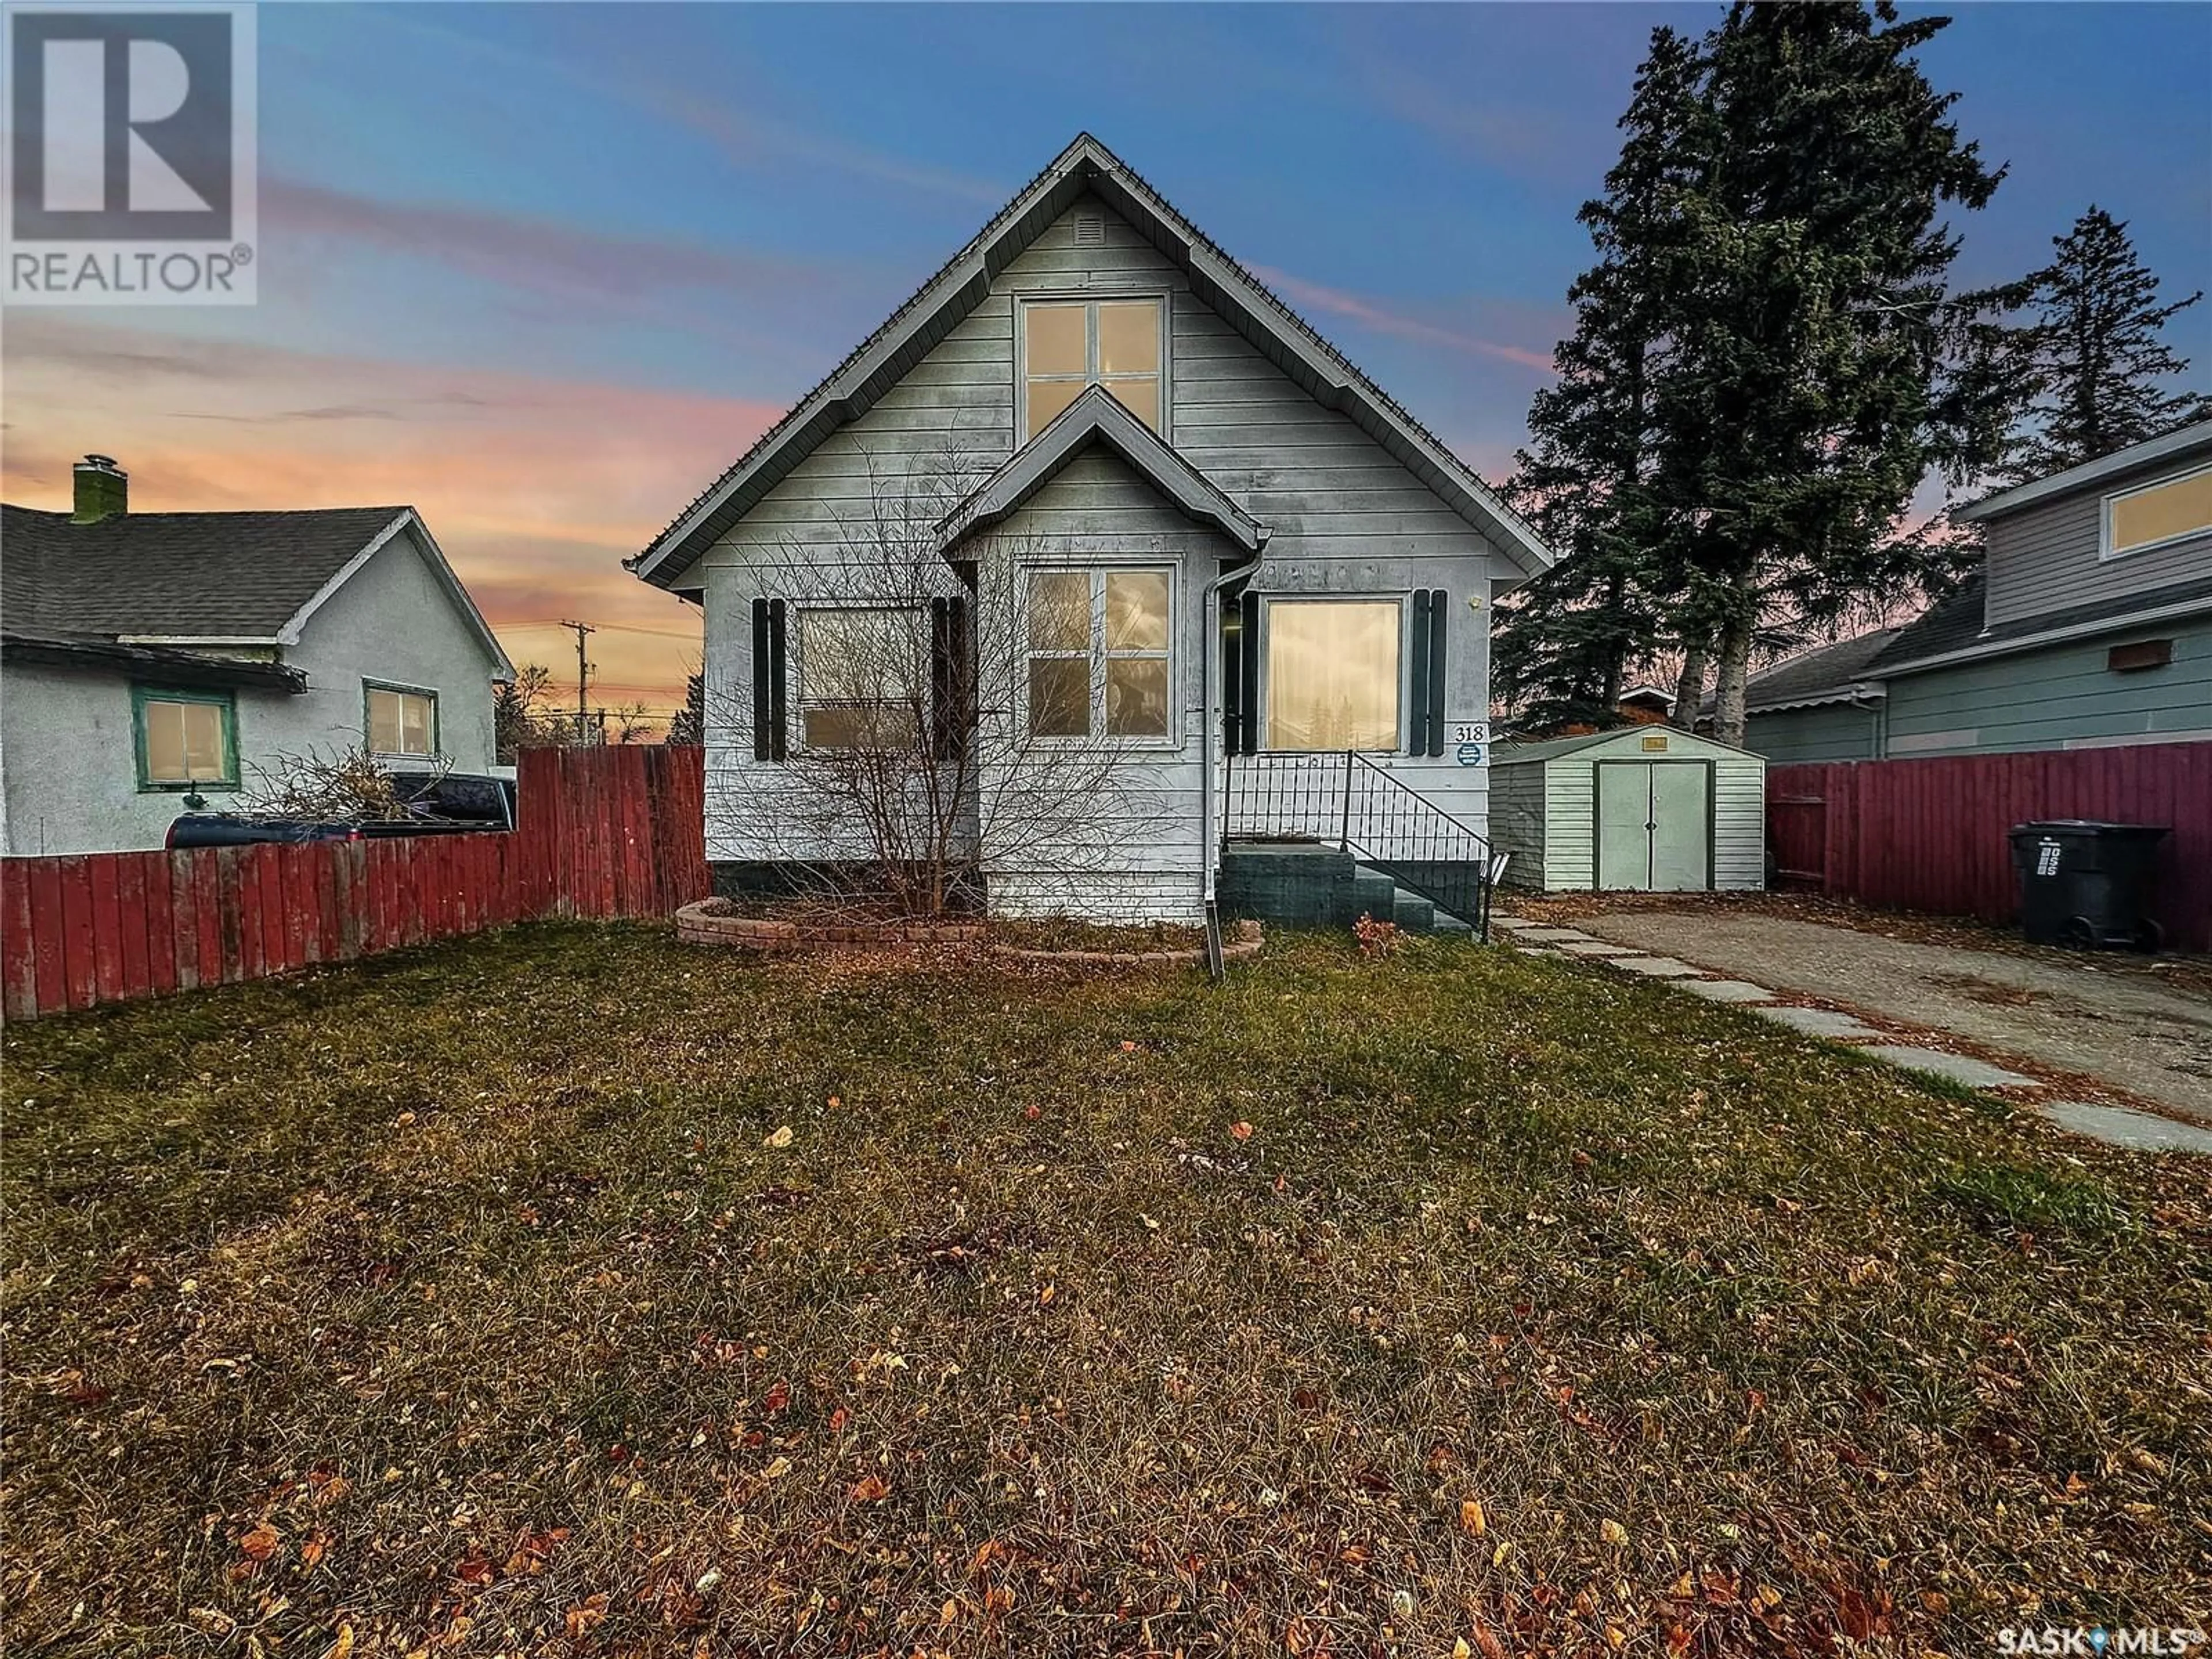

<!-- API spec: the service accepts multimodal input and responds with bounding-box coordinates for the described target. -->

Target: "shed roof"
[1492,726,1760,766]
[629,132,1554,592]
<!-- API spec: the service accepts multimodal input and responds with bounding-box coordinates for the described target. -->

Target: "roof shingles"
[2,503,404,640]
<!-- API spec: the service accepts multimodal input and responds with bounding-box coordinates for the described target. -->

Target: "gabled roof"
[1955,420,2212,524]
[1493,726,1755,764]
[1,502,513,676]
[1741,626,1902,713]
[630,132,1554,592]
[933,384,1266,558]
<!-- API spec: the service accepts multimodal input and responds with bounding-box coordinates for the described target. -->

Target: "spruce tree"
[1494,29,1698,732]
[1644,2,2003,745]
[1978,207,2212,478]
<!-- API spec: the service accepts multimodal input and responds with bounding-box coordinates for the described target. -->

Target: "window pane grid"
[1022,297,1164,440]
[1026,567,1173,740]
[367,687,435,757]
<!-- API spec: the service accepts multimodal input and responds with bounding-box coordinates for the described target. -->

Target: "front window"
[798,608,923,750]
[2104,466,2212,558]
[1263,599,1402,752]
[365,684,437,757]
[1025,567,1172,740]
[1021,297,1164,440]
[135,687,237,790]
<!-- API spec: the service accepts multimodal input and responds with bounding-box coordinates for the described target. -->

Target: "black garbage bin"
[2008,820,2169,950]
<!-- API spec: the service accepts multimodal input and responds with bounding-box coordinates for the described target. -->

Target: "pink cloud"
[1252,264,1557,374]
[1,316,759,708]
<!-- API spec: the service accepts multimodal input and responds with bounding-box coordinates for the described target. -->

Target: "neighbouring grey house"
[1736,421,2212,763]
[1,456,514,855]
[1489,726,1766,892]
[627,134,1553,927]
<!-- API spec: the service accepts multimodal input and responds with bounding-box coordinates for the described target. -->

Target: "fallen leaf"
[1230,1122,1253,1141]
[1460,1499,1487,1537]
[1600,1518,1628,1546]
[1038,1283,1056,1306]
[237,1523,281,1563]
[763,1126,794,1149]
[851,1474,891,1501]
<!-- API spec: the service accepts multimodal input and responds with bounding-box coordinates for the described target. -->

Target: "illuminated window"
[1020,297,1164,440]
[365,684,437,757]
[1025,567,1172,740]
[797,608,923,751]
[2104,467,2212,558]
[1263,599,1402,752]
[134,687,237,790]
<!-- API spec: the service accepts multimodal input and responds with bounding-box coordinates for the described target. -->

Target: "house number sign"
[1451,722,1488,767]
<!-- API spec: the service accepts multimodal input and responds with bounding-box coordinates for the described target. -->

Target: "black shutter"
[930,596,972,760]
[751,597,771,760]
[1221,594,1243,753]
[1408,590,1432,755]
[767,599,789,762]
[1425,588,1448,757]
[1237,590,1260,754]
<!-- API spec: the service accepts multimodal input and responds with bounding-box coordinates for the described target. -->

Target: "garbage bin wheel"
[2135,918,2165,954]
[2061,916,2100,950]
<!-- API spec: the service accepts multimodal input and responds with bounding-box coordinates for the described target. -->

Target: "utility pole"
[558,620,595,743]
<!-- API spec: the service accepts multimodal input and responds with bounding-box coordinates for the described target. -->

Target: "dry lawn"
[3,922,2207,1657]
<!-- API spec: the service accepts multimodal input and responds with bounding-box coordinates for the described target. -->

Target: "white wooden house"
[627,134,1554,926]
[1488,728,1766,892]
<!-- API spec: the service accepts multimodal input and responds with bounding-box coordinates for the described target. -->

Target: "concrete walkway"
[1493,911,2212,1153]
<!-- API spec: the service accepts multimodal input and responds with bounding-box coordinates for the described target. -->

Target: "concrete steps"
[1219,843,1474,937]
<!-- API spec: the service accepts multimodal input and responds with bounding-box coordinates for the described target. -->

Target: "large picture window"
[1020,297,1164,441]
[798,608,923,750]
[134,686,238,790]
[2104,466,2212,559]
[1263,599,1402,752]
[1025,567,1172,740]
[365,683,438,758]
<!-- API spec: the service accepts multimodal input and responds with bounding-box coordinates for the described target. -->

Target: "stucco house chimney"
[71,454,127,524]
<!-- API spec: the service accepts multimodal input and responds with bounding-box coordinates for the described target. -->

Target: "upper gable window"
[1020,297,1164,441]
[2103,465,2212,559]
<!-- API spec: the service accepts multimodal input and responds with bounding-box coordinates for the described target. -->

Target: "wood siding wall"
[696,195,1503,916]
[0,747,709,1020]
[1765,741,2210,950]
[1882,620,2212,756]
[1982,458,2212,629]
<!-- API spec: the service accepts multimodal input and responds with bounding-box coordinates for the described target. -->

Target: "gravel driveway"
[1564,908,2212,1123]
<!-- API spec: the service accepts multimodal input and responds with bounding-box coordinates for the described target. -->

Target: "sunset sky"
[6,3,2208,725]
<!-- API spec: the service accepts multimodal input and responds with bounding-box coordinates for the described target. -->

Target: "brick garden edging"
[675,899,1260,966]
[676,897,986,953]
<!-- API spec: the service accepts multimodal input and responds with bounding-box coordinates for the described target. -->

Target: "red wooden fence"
[0,745,710,1021]
[1767,741,2211,951]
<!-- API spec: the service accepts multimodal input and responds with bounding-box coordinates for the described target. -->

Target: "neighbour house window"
[798,607,923,750]
[1020,297,1165,441]
[1025,567,1172,740]
[1263,599,1402,752]
[365,683,438,758]
[2104,465,2212,558]
[134,687,237,791]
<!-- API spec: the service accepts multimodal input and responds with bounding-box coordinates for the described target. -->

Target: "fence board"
[2,746,710,1018]
[1769,741,2209,952]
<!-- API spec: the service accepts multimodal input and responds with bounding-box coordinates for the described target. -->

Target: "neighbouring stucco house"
[1,456,514,854]
[627,134,1553,925]
[1735,421,2212,763]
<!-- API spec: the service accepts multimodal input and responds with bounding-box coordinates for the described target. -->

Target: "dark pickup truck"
[166,771,516,849]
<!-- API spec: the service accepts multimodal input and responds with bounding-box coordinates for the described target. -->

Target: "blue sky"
[8,2,2209,713]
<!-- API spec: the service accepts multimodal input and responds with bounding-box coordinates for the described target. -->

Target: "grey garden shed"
[1488,728,1766,892]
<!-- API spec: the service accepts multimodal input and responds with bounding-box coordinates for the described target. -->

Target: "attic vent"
[1073,211,1105,247]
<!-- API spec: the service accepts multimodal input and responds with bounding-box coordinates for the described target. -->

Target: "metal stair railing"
[1222,749,1503,941]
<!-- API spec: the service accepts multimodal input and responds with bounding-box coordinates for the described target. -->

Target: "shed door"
[1594,761,1711,891]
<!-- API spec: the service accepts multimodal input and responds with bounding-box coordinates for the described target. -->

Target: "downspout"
[1198,529,1268,943]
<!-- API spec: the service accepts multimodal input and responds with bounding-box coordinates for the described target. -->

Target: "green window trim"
[362,679,441,759]
[131,685,241,793]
